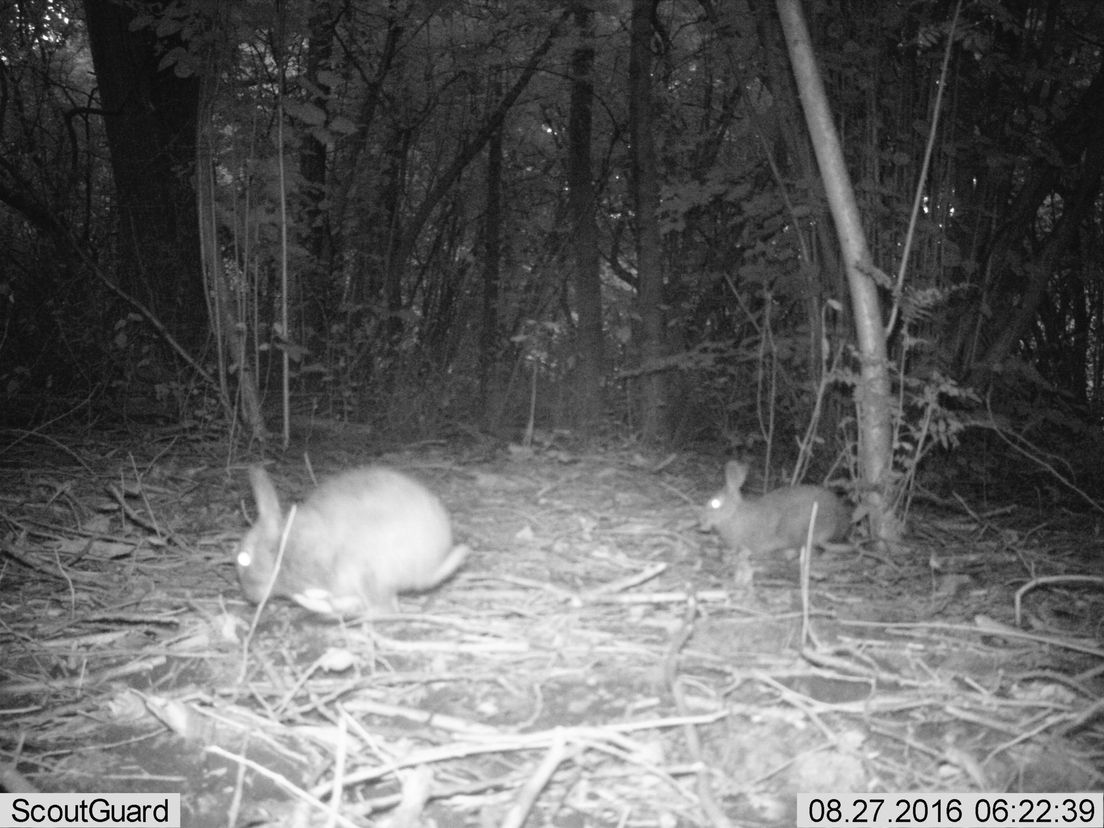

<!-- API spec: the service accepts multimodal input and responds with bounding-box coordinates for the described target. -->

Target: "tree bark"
[567,2,604,430]
[297,0,338,340]
[480,106,504,420]
[629,0,669,442]
[83,0,204,351]
[776,0,895,541]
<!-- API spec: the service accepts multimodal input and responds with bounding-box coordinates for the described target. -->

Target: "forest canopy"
[0,0,1102,468]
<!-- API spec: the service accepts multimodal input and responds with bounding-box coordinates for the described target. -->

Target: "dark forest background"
[2,0,1103,498]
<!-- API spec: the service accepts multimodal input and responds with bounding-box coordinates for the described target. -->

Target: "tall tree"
[776,0,894,538]
[629,0,668,442]
[83,0,204,350]
[567,2,603,429]
[296,0,338,341]
[481,83,504,419]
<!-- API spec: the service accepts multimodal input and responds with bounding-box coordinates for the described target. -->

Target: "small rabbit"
[236,465,468,616]
[701,460,848,556]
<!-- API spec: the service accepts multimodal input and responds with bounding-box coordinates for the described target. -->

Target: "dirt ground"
[1,434,1101,826]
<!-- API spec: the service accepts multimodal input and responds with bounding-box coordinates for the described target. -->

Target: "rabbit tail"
[430,543,470,587]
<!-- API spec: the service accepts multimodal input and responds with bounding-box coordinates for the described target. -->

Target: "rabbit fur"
[236,465,467,616]
[701,460,848,555]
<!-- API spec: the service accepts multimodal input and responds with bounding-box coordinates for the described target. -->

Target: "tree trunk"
[775,0,896,542]
[629,0,668,442]
[83,0,204,352]
[567,2,604,430]
[298,0,337,340]
[481,107,504,421]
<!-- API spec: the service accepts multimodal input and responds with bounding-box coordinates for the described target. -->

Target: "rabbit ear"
[724,461,748,491]
[248,465,284,540]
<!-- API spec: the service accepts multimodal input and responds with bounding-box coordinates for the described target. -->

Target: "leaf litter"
[1,438,1101,826]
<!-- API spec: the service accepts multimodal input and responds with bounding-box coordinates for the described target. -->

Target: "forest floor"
[1,430,1102,827]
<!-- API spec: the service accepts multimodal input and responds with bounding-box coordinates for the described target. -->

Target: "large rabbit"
[236,465,468,616]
